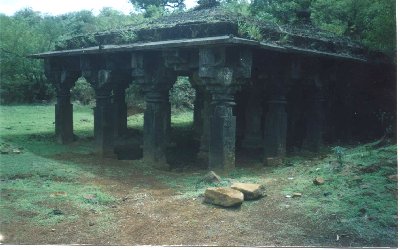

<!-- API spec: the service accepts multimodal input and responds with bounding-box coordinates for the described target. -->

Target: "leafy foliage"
[251,0,312,24]
[0,8,141,104]
[169,77,195,110]
[248,0,396,56]
[129,0,185,17]
[312,0,396,54]
[70,78,95,105]
[0,10,58,103]
[0,1,396,104]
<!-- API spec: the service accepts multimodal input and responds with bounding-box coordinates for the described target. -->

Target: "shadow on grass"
[1,122,290,174]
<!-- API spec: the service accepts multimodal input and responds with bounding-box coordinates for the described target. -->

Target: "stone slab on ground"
[204,187,244,207]
[231,183,264,200]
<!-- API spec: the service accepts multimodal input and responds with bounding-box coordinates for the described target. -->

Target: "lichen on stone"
[53,5,370,60]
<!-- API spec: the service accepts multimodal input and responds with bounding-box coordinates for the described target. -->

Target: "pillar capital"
[131,52,177,92]
[81,54,132,92]
[83,69,113,93]
[44,57,81,93]
[198,46,252,88]
[163,49,198,75]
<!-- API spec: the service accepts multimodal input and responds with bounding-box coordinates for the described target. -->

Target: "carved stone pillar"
[198,47,252,170]
[83,69,115,157]
[44,58,80,144]
[197,90,211,162]
[143,89,171,169]
[264,76,288,164]
[131,52,176,169]
[54,73,78,144]
[193,87,204,140]
[242,82,263,149]
[112,76,131,138]
[208,88,239,170]
[304,77,325,152]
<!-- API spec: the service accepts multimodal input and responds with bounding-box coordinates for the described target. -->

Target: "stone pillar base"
[263,157,283,167]
[208,92,237,170]
[55,101,74,144]
[242,135,263,149]
[143,90,170,170]
[264,98,287,161]
[94,94,115,157]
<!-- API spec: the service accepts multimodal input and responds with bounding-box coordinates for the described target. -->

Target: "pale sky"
[0,0,198,16]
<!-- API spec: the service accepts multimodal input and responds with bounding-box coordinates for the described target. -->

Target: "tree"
[311,0,396,54]
[250,0,313,24]
[0,7,146,104]
[249,0,396,56]
[129,0,185,11]
[96,7,137,30]
[0,10,60,103]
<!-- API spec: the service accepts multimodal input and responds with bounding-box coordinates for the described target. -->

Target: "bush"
[71,78,94,105]
[169,77,195,110]
[126,83,145,108]
[0,76,55,104]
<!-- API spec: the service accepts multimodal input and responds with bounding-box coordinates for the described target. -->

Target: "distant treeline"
[0,0,396,104]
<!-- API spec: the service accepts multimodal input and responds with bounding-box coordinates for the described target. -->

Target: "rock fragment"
[204,187,244,207]
[230,183,264,200]
[202,171,222,184]
[292,192,302,198]
[313,177,325,185]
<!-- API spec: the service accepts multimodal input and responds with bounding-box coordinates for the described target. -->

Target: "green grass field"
[0,105,397,246]
[0,105,118,227]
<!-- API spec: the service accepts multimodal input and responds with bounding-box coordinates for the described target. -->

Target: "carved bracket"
[163,49,198,74]
[131,52,177,92]
[81,54,131,93]
[198,46,252,87]
[44,57,81,93]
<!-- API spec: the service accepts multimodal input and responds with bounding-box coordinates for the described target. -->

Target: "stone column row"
[45,57,131,157]
[45,50,325,171]
[239,73,326,164]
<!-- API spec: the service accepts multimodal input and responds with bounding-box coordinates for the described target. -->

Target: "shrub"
[0,76,55,104]
[71,78,94,105]
[126,83,145,108]
[332,146,346,168]
[169,77,195,110]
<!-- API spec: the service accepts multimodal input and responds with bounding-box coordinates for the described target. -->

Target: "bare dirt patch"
[1,151,373,246]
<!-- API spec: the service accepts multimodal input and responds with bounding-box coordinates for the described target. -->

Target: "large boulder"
[204,187,244,207]
[231,183,264,200]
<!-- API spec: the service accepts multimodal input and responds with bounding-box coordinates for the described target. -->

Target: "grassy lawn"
[0,104,397,246]
[0,105,117,228]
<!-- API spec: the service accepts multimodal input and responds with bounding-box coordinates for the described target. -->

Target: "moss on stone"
[54,6,370,60]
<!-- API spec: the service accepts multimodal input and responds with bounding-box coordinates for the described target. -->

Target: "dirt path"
[2,153,364,246]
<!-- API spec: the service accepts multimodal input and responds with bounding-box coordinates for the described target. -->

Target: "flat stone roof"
[31,6,388,63]
[31,35,369,63]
